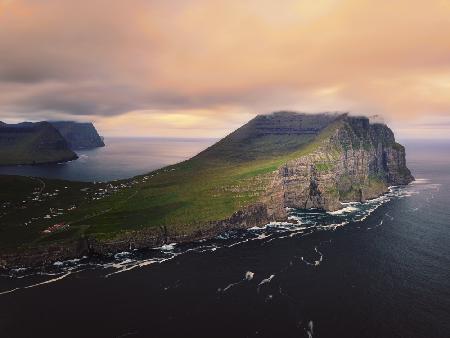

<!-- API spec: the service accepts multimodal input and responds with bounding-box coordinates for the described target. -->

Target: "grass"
[0,115,344,253]
[315,162,334,172]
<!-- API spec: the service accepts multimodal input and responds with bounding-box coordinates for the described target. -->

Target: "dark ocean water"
[0,137,216,182]
[0,140,449,338]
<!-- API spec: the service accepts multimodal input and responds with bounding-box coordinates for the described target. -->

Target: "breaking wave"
[0,181,434,295]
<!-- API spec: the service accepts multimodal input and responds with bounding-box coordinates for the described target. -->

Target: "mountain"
[0,121,78,165]
[261,113,414,218]
[0,112,413,266]
[194,112,413,217]
[50,121,104,150]
[81,112,412,235]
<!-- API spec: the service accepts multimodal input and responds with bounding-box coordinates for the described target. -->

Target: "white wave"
[221,281,240,292]
[24,272,71,289]
[307,320,314,337]
[0,287,20,296]
[289,230,305,238]
[191,244,219,253]
[256,233,269,240]
[104,264,140,277]
[258,274,275,287]
[257,274,275,293]
[227,238,250,248]
[411,178,431,184]
[114,251,131,259]
[317,221,348,231]
[245,271,254,281]
[219,271,255,293]
[328,205,359,215]
[160,243,176,251]
[4,181,418,283]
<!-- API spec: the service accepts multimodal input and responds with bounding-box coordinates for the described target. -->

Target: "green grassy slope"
[0,113,344,253]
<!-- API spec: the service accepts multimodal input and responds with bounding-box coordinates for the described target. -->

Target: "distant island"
[0,121,77,166]
[0,121,104,166]
[50,121,105,150]
[0,112,413,267]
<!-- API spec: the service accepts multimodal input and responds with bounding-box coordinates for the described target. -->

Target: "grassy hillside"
[0,113,344,253]
[0,122,77,165]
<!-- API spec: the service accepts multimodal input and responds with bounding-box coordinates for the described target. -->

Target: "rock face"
[0,121,78,165]
[264,114,414,218]
[0,112,415,268]
[50,121,105,150]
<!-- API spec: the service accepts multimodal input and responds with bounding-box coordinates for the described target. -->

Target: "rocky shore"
[0,203,274,268]
[0,113,414,269]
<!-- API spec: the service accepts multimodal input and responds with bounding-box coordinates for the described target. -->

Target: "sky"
[0,0,450,139]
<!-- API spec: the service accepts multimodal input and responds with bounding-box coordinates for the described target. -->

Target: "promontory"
[0,112,413,267]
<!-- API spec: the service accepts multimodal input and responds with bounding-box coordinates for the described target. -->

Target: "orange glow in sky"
[0,0,450,139]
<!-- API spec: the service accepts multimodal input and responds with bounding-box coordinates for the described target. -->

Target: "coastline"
[0,202,273,269]
[0,182,410,270]
[0,154,79,167]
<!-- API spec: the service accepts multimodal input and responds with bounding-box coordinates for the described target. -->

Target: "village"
[0,169,179,236]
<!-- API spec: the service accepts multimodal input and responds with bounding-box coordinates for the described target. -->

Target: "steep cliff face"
[0,121,78,165]
[0,112,414,267]
[50,121,105,149]
[265,115,414,217]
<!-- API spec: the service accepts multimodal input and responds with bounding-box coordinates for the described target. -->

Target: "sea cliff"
[264,115,413,219]
[50,121,105,149]
[0,112,413,267]
[0,121,78,165]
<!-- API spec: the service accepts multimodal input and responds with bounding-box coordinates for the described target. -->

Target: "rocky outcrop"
[50,121,105,150]
[265,115,414,218]
[0,203,272,268]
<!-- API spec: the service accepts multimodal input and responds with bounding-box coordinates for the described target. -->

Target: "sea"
[0,138,449,338]
[0,137,217,182]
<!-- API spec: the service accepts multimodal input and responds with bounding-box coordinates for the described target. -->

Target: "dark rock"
[264,114,414,215]
[50,121,105,150]
[0,121,78,165]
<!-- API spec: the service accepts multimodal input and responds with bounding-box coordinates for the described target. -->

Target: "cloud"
[0,0,450,137]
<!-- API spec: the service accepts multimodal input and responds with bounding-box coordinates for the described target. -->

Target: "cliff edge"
[50,121,105,150]
[261,113,413,219]
[0,121,78,165]
[0,112,414,267]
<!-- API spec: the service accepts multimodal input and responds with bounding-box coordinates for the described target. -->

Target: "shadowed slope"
[0,122,78,165]
[50,121,105,150]
[0,112,413,266]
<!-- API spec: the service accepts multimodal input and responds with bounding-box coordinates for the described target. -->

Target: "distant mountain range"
[0,121,104,165]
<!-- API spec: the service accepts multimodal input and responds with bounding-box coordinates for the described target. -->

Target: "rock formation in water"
[50,121,105,150]
[0,121,78,165]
